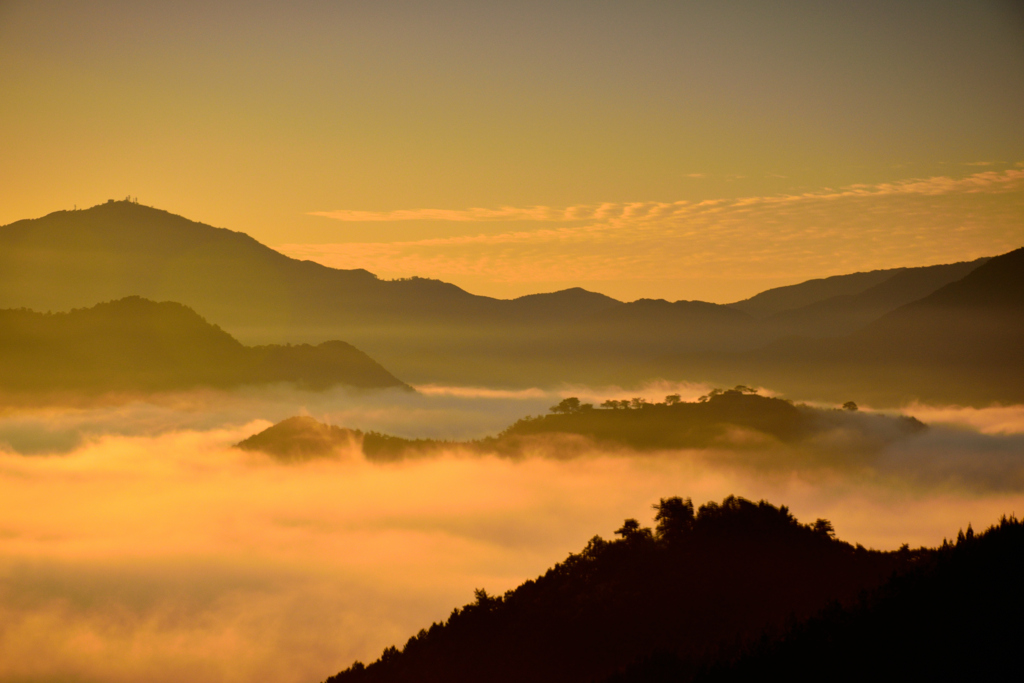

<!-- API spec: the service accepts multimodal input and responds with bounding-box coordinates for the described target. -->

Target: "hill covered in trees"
[0,297,410,397]
[321,496,1024,683]
[622,514,1024,682]
[237,389,925,462]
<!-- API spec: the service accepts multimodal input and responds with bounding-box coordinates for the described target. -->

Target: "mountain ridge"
[0,201,1007,397]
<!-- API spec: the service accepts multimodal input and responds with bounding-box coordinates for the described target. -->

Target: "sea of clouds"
[1,383,1022,683]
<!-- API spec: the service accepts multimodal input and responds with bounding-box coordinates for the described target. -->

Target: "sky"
[1,0,1022,301]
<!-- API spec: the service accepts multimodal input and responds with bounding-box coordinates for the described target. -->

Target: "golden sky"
[1,1,1022,301]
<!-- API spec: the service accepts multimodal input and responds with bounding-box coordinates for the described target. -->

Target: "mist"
[1,387,1023,682]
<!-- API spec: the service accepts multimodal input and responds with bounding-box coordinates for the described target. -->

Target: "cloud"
[901,403,1024,436]
[308,169,1024,224]
[285,169,1024,302]
[2,395,1024,681]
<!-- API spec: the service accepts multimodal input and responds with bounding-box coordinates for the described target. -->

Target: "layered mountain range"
[2,201,1019,403]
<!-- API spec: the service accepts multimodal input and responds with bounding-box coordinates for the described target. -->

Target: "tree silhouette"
[550,397,582,414]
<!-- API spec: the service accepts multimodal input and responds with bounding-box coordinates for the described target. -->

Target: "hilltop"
[236,388,926,462]
[320,496,1023,683]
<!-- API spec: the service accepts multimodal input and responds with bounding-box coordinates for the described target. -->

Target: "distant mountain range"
[0,297,409,396]
[319,496,1023,683]
[1,201,1017,403]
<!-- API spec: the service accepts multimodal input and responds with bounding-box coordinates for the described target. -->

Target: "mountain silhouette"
[0,297,410,396]
[320,495,1019,683]
[759,258,989,337]
[236,415,444,462]
[726,258,987,319]
[620,515,1024,682]
[237,389,926,462]
[0,202,997,390]
[688,247,1024,404]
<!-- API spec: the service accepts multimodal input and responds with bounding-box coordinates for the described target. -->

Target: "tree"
[630,397,648,410]
[654,497,694,543]
[602,399,630,410]
[664,394,682,405]
[812,518,835,538]
[698,388,724,403]
[614,518,652,542]
[550,397,581,414]
[842,401,858,411]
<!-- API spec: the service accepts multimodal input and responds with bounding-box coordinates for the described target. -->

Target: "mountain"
[0,297,410,396]
[0,202,1004,390]
[759,258,989,337]
[687,247,1024,405]
[0,202,626,384]
[320,498,1022,683]
[651,517,1024,682]
[235,416,360,461]
[726,258,988,319]
[237,389,926,462]
[236,415,442,462]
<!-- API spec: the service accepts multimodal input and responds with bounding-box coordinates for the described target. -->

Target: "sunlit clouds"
[287,168,1024,302]
[2,400,1024,682]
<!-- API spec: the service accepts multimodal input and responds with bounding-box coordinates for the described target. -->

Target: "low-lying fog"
[1,383,1023,683]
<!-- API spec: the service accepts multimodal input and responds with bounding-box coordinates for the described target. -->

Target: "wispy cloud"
[309,169,1024,225]
[286,169,1024,302]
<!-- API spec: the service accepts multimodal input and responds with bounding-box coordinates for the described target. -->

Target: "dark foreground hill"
[631,515,1024,683]
[0,297,410,397]
[321,497,1023,683]
[236,389,925,462]
[0,202,994,393]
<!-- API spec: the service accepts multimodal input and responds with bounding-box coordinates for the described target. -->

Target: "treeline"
[489,387,924,451]
[322,496,917,683]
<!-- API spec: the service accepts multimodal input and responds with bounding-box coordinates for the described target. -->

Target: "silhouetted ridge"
[676,247,1024,405]
[620,516,1024,682]
[760,258,989,337]
[236,416,442,462]
[321,496,912,683]
[494,388,924,451]
[237,388,925,462]
[0,297,410,395]
[0,202,997,392]
[728,267,912,318]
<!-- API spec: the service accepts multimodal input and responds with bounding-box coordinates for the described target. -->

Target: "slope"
[687,247,1024,405]
[320,496,910,683]
[0,297,410,396]
[321,500,1022,683]
[761,258,989,337]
